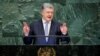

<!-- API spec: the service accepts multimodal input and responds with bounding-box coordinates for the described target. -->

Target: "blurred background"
[0,0,100,45]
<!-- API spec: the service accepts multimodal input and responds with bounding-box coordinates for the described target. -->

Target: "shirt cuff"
[24,33,29,36]
[62,32,67,35]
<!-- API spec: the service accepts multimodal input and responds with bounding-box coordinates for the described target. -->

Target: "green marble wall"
[0,0,100,45]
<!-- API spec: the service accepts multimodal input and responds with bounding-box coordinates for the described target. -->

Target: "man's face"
[41,8,54,22]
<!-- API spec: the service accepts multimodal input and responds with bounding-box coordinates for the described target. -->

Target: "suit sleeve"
[56,24,70,44]
[60,33,70,44]
[23,23,35,45]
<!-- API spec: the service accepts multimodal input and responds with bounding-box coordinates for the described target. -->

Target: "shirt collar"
[42,18,51,24]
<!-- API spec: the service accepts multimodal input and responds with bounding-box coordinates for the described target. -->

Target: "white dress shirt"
[42,19,51,42]
[42,19,51,35]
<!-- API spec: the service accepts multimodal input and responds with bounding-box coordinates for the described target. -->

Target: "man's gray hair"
[41,3,54,10]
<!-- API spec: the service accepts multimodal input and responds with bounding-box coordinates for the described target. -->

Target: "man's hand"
[60,23,68,35]
[23,22,30,36]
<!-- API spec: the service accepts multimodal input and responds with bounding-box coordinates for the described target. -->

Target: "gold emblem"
[38,47,56,56]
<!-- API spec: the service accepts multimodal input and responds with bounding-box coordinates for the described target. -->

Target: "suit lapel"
[49,20,55,36]
[38,19,45,35]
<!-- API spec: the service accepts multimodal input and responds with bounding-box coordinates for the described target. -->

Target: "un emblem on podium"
[38,47,56,56]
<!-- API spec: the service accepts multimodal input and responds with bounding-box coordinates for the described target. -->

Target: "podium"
[24,35,70,45]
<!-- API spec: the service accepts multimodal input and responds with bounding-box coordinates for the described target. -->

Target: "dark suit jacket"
[23,19,70,45]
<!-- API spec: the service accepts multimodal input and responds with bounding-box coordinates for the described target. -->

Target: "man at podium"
[23,3,70,45]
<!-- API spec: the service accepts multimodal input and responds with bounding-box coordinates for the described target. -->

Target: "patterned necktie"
[44,22,49,42]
